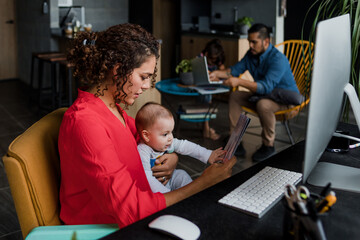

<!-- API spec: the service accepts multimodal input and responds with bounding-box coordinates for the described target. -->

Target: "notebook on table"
[222,114,251,162]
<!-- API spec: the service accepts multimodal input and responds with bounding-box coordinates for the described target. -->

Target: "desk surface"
[102,123,360,239]
[156,78,200,96]
[156,78,229,96]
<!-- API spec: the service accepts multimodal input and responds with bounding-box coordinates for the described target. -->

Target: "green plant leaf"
[175,59,192,74]
[237,16,254,27]
[302,0,360,121]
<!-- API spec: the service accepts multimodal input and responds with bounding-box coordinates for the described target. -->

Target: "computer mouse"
[148,214,201,240]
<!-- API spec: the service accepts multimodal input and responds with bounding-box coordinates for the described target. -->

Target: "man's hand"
[223,77,257,92]
[152,153,178,185]
[209,69,230,81]
[222,77,241,88]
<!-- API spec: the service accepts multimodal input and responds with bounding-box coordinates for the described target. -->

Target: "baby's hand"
[208,147,226,164]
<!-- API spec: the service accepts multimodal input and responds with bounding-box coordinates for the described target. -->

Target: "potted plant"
[236,16,254,34]
[175,59,194,85]
[302,0,360,120]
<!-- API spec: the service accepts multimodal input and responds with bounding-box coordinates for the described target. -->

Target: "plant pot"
[238,24,249,34]
[180,72,194,85]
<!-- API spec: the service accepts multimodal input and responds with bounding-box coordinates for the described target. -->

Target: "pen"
[320,182,331,197]
[317,191,337,213]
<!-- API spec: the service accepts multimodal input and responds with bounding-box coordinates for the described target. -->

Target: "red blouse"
[58,89,166,228]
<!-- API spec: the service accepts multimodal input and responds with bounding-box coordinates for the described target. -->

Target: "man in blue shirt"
[210,23,300,162]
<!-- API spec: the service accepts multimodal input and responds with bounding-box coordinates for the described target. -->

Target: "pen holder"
[282,196,328,240]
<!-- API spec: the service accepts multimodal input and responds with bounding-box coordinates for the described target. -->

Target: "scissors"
[284,184,310,214]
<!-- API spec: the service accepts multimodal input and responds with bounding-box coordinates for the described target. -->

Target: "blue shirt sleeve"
[230,55,248,77]
[229,45,298,95]
[255,54,288,95]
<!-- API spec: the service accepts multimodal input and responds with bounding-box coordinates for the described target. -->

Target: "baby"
[135,102,225,193]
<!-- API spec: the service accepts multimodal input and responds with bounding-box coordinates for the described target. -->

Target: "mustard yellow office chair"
[2,108,118,239]
[241,40,314,144]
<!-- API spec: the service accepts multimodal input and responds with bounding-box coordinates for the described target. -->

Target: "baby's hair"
[135,102,173,134]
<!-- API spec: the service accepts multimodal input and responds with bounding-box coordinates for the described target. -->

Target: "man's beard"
[250,47,265,58]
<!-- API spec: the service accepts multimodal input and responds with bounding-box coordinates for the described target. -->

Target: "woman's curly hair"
[67,23,160,105]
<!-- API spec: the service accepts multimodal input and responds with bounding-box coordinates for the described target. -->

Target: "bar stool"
[29,52,73,110]
[58,60,75,107]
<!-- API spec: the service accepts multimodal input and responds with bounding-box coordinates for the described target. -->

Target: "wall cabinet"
[180,34,249,67]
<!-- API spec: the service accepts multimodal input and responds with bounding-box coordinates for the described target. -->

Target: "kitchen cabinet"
[180,34,250,67]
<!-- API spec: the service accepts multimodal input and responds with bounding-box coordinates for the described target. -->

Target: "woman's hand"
[163,156,236,207]
[208,147,226,164]
[200,155,236,187]
[152,153,178,185]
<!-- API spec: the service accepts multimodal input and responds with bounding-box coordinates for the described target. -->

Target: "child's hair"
[135,102,173,134]
[201,39,225,67]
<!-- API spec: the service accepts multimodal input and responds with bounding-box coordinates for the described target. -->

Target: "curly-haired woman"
[58,23,236,228]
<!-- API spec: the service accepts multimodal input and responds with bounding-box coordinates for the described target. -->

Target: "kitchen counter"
[182,30,248,39]
[180,31,250,66]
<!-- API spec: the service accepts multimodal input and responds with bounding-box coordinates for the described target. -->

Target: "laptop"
[191,56,224,86]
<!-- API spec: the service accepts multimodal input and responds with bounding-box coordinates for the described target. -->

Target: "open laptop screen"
[191,56,223,86]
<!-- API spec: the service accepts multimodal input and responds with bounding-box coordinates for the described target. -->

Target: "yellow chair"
[241,40,314,145]
[2,108,118,239]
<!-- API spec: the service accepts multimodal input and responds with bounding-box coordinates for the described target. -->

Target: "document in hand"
[223,114,251,162]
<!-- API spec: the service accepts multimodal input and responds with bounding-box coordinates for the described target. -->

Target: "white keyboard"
[218,166,302,218]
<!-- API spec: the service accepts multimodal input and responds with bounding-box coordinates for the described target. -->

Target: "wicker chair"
[241,40,314,145]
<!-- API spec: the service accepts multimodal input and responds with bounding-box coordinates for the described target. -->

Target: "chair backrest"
[275,40,314,98]
[3,108,67,238]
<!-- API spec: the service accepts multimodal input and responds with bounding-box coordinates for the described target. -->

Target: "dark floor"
[0,80,44,240]
[167,93,308,178]
[0,79,308,239]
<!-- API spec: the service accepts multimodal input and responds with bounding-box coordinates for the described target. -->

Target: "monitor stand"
[307,83,360,193]
[307,162,360,193]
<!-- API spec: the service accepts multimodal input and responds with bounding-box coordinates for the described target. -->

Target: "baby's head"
[135,102,175,152]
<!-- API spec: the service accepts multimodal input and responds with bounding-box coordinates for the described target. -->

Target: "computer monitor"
[303,14,360,193]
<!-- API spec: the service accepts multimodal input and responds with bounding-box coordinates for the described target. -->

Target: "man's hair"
[135,102,173,134]
[248,23,270,40]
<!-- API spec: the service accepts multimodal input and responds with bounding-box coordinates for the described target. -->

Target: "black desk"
[102,123,360,239]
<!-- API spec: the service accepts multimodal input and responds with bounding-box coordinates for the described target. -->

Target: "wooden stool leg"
[29,55,36,104]
[50,62,58,109]
[57,63,63,108]
[67,67,73,105]
[37,59,44,107]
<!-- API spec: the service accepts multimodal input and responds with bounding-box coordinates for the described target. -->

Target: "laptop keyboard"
[218,166,302,218]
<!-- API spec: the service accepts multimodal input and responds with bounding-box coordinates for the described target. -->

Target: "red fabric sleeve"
[59,108,166,227]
